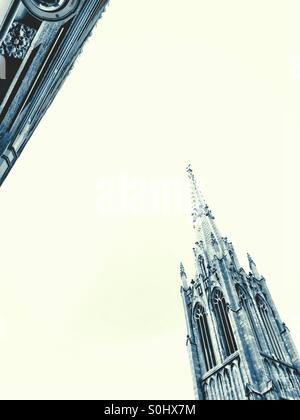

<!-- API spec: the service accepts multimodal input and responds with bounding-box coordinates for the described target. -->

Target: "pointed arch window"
[236,285,262,350]
[256,295,284,361]
[213,289,237,357]
[194,304,216,371]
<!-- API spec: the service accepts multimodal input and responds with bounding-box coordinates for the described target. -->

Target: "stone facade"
[181,166,300,400]
[0,0,109,185]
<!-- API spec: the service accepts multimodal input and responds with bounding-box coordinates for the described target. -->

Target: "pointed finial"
[247,253,260,279]
[186,164,193,178]
[180,262,189,289]
[180,262,186,276]
[247,253,255,266]
[186,165,207,217]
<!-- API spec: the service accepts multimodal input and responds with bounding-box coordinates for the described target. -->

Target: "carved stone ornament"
[0,22,36,60]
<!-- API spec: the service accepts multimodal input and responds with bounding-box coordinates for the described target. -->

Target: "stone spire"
[186,166,222,258]
[187,164,206,224]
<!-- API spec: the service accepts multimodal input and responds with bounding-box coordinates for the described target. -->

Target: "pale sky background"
[0,0,299,400]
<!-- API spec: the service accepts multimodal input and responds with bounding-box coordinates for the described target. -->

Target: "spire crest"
[187,165,207,216]
[186,165,215,229]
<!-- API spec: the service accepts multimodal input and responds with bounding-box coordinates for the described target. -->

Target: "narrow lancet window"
[194,304,216,371]
[256,295,284,361]
[213,289,237,357]
[236,285,262,350]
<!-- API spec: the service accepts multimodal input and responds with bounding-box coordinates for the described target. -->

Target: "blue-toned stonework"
[0,0,109,185]
[181,166,300,400]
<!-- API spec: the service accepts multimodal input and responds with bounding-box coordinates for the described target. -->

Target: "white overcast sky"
[0,0,299,399]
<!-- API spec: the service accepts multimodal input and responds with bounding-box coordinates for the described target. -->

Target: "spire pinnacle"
[187,164,205,209]
[180,262,186,276]
[186,165,210,223]
[247,253,255,266]
[247,253,260,278]
[180,263,189,289]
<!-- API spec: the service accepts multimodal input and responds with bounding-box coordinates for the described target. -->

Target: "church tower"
[180,166,300,400]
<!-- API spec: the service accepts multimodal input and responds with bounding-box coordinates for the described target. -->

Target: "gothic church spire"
[187,165,207,223]
[186,166,222,256]
[180,167,300,400]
